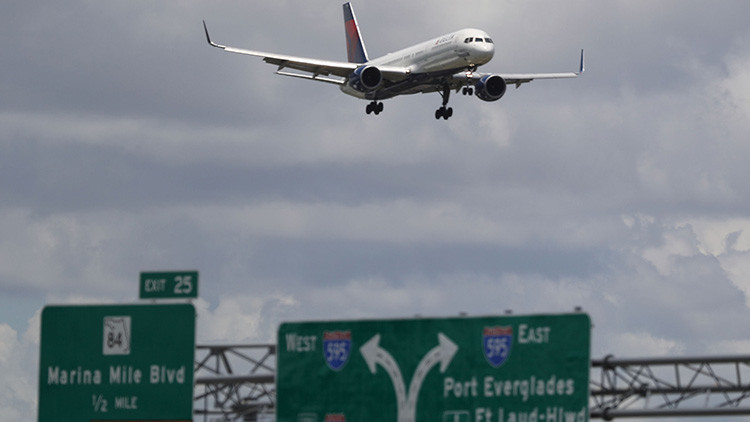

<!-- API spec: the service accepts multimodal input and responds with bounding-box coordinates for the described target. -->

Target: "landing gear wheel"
[366,101,384,116]
[435,106,453,120]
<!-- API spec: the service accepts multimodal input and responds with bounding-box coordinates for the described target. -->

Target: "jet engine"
[474,74,507,102]
[348,65,382,92]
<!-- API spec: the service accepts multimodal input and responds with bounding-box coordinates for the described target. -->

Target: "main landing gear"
[435,85,453,120]
[436,68,474,119]
[366,101,384,115]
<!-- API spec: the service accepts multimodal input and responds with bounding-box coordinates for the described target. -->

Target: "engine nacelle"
[348,65,382,93]
[474,74,507,102]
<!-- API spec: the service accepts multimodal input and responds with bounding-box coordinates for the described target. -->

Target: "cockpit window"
[465,37,492,44]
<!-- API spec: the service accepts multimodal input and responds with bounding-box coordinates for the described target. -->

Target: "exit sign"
[139,271,198,299]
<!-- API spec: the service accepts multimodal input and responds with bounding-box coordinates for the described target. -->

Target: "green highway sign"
[278,313,590,422]
[139,270,199,299]
[38,303,196,422]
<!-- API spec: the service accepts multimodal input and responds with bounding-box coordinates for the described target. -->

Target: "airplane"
[203,2,584,120]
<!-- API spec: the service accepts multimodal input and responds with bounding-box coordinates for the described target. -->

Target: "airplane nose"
[474,43,494,64]
[485,44,495,60]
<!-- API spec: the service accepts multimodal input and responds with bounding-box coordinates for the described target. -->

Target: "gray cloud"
[3,1,750,419]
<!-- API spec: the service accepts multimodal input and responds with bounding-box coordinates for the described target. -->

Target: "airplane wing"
[449,49,585,90]
[203,21,409,85]
[495,49,585,88]
[498,72,579,88]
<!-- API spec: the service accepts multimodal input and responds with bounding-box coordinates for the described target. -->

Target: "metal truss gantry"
[194,344,276,422]
[590,355,750,419]
[194,345,750,421]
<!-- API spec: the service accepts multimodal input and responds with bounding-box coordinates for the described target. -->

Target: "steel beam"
[194,344,276,422]
[590,354,750,419]
[194,345,750,420]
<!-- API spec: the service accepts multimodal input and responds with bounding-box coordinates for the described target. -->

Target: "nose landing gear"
[462,67,475,96]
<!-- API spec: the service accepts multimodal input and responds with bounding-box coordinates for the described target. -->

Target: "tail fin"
[343,2,369,63]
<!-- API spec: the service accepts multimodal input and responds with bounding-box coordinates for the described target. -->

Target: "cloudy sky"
[3,0,750,419]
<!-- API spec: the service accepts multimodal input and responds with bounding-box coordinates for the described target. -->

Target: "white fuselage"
[373,28,494,72]
[340,28,495,98]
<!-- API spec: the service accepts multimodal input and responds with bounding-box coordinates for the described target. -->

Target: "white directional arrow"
[360,332,459,422]
[360,334,408,419]
[405,333,458,419]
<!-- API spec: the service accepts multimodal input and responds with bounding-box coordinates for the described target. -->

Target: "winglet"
[203,20,224,49]
[578,49,585,74]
